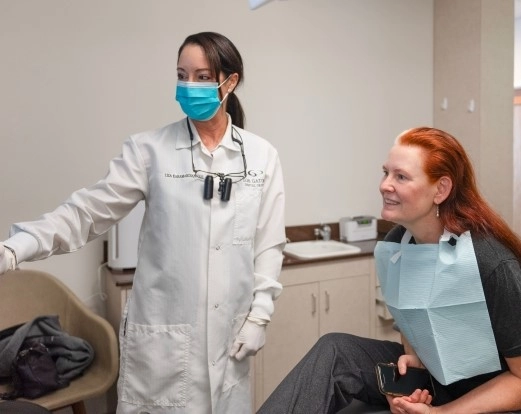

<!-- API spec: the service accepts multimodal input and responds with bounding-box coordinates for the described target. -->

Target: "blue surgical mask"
[175,77,230,121]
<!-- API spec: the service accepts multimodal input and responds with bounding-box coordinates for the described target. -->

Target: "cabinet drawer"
[280,258,371,286]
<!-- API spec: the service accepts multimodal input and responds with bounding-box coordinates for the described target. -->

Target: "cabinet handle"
[311,293,317,315]
[325,290,330,313]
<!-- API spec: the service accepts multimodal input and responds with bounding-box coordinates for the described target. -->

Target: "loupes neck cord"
[186,118,247,201]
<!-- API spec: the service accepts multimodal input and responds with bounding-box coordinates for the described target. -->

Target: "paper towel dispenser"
[108,201,145,270]
[339,216,377,242]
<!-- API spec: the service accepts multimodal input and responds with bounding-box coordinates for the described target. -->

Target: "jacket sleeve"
[249,149,286,322]
[7,137,148,261]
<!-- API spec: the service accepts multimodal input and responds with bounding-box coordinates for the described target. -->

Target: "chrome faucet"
[314,224,331,241]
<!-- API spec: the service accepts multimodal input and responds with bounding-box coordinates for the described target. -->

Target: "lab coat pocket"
[233,187,262,245]
[119,322,191,407]
[223,313,250,392]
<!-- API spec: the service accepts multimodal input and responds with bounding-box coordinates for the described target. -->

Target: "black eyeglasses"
[186,118,247,201]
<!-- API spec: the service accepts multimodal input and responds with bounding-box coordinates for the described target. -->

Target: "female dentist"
[0,31,286,414]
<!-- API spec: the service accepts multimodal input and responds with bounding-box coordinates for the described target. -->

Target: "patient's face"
[380,144,438,231]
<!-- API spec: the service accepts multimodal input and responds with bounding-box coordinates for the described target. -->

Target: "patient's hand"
[387,389,433,414]
[397,354,424,374]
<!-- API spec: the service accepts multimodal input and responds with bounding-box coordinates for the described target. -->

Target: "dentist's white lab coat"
[9,116,286,414]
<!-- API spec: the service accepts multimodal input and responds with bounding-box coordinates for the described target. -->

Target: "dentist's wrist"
[3,245,17,266]
[4,232,39,263]
[247,315,269,326]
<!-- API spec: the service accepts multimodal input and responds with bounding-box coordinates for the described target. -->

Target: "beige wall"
[1,0,516,320]
[433,0,515,224]
[514,4,521,235]
[0,0,434,308]
[515,102,521,235]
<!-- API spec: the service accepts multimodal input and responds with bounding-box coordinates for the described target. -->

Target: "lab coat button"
[215,245,221,250]
[212,360,216,366]
[214,304,219,309]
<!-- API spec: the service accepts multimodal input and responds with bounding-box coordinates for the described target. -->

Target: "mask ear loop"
[217,74,233,89]
[218,74,234,104]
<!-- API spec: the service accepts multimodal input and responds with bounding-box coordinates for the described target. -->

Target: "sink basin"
[283,240,362,260]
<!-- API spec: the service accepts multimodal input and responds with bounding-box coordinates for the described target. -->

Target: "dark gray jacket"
[0,315,94,382]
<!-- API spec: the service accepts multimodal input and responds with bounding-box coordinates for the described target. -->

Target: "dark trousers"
[257,332,521,414]
[257,333,404,414]
[0,401,52,413]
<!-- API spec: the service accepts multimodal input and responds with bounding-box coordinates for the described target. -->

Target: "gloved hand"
[0,244,16,275]
[229,320,267,361]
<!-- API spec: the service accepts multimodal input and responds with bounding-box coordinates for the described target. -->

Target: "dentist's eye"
[198,73,213,81]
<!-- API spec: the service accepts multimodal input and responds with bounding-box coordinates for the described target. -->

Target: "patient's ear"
[435,176,452,204]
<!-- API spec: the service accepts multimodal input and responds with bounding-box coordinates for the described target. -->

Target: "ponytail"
[227,93,245,129]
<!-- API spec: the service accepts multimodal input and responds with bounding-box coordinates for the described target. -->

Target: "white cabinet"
[253,257,374,410]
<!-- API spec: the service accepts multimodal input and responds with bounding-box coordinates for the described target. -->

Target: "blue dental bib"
[374,229,501,385]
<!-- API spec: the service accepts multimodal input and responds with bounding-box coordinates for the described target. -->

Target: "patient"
[257,127,521,414]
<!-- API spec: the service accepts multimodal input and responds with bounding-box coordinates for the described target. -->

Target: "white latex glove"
[0,244,16,275]
[229,320,267,361]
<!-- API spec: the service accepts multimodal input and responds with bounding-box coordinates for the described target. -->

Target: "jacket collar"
[176,115,240,152]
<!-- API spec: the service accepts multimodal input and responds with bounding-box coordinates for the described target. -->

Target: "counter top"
[282,220,393,267]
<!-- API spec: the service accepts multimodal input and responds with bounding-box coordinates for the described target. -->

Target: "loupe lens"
[204,175,214,200]
[221,178,232,201]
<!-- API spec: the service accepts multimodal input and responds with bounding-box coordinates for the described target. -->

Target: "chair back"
[1,270,73,330]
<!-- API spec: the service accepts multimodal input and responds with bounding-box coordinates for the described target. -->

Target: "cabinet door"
[320,275,370,338]
[259,282,319,404]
